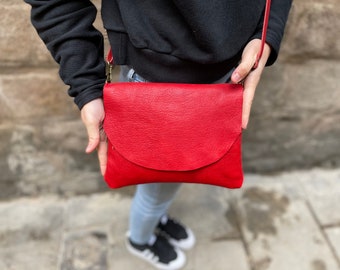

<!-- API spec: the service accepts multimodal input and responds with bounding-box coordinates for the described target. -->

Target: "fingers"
[241,42,271,129]
[231,39,261,84]
[80,98,107,175]
[84,122,107,175]
[97,129,108,176]
[231,57,256,84]
[83,114,107,175]
[80,99,105,153]
[242,71,259,129]
[84,121,101,153]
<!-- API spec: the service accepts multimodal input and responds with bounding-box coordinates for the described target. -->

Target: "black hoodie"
[25,0,292,109]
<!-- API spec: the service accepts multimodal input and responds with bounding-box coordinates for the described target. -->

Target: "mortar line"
[229,197,255,270]
[305,199,340,269]
[322,223,340,230]
[56,199,68,270]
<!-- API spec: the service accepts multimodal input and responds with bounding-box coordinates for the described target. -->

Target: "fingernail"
[85,144,91,153]
[233,72,241,83]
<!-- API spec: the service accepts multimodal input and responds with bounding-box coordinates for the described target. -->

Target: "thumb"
[80,99,105,154]
[231,39,261,83]
[231,61,254,84]
[84,121,101,153]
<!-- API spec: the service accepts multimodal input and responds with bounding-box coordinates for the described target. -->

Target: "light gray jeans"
[119,66,233,244]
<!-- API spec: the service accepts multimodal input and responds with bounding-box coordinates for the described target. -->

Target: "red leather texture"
[103,82,244,189]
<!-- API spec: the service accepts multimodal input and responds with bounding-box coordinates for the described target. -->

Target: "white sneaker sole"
[168,227,196,250]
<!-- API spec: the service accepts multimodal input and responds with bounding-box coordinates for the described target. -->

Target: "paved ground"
[1,167,340,270]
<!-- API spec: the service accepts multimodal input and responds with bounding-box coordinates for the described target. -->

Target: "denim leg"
[119,66,129,82]
[129,183,182,244]
[119,65,148,83]
[119,67,182,244]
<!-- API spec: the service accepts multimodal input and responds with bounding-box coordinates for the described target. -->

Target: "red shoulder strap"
[253,0,272,69]
[107,48,114,65]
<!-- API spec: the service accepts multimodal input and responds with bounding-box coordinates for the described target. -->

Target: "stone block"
[4,123,104,197]
[65,193,130,230]
[0,70,78,120]
[0,0,108,67]
[41,120,87,152]
[281,0,340,60]
[109,239,250,270]
[170,184,241,240]
[0,124,18,200]
[187,240,250,270]
[60,230,108,270]
[234,185,339,270]
[243,60,340,172]
[299,168,340,226]
[325,227,340,264]
[0,196,64,246]
[0,241,60,270]
[0,1,54,66]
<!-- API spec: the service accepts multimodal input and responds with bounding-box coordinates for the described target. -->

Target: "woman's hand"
[231,39,271,129]
[80,98,107,175]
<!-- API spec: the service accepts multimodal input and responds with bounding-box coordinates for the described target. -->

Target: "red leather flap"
[103,82,243,171]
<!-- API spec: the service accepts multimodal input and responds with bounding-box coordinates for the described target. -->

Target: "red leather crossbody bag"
[103,0,271,189]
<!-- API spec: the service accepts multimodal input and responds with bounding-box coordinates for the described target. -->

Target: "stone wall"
[0,0,339,200]
[244,0,340,172]
[0,0,108,200]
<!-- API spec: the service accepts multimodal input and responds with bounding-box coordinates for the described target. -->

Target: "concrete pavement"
[1,167,340,270]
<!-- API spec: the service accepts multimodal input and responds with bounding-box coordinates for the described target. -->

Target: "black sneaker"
[157,215,196,250]
[126,233,186,270]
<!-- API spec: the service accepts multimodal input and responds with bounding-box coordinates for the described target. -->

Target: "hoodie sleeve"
[24,0,106,110]
[252,0,292,66]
